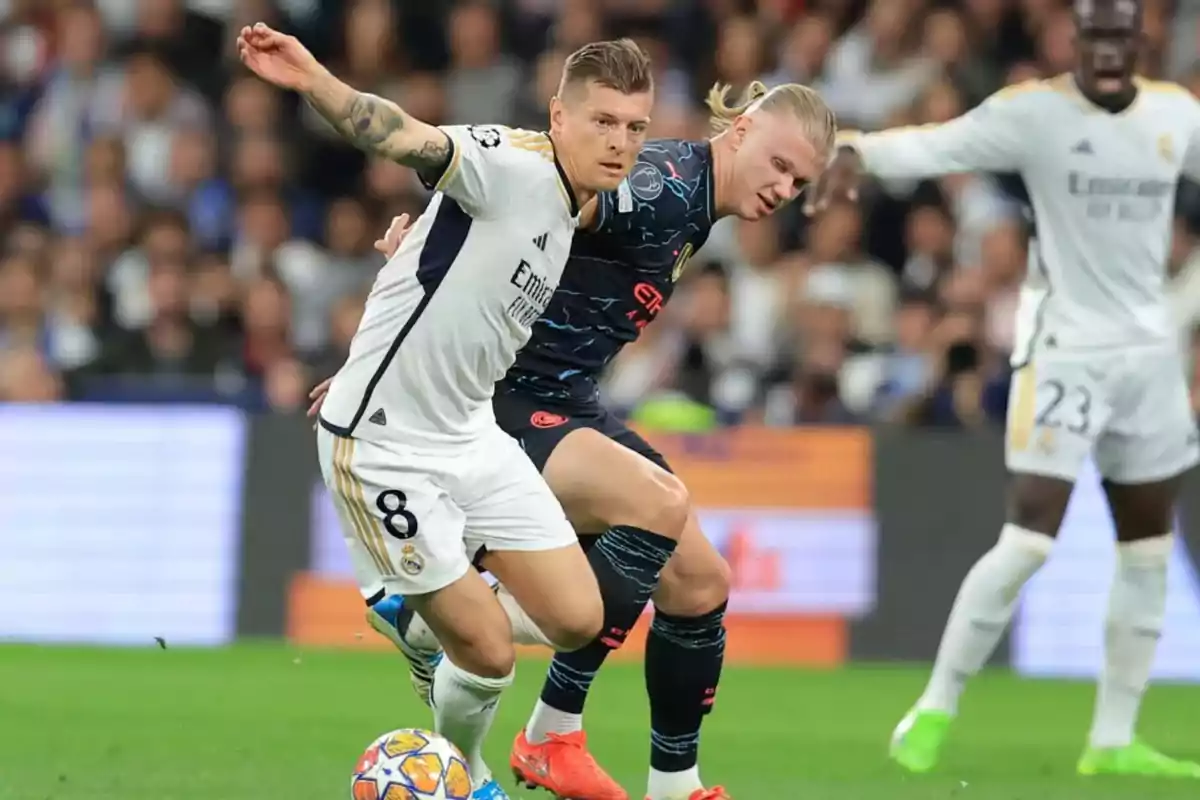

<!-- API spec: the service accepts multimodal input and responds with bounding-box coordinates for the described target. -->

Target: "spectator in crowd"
[0,0,1195,431]
[84,257,229,381]
[0,346,63,403]
[859,291,938,418]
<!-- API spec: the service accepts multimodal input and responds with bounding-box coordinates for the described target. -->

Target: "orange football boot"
[645,789,731,800]
[510,729,628,800]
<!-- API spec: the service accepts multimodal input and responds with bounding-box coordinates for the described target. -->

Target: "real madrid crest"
[1158,133,1174,164]
[400,544,425,575]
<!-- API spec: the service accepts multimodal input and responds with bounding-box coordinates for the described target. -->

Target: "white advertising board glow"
[0,406,246,646]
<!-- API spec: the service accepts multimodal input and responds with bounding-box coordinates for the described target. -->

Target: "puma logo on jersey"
[532,232,548,251]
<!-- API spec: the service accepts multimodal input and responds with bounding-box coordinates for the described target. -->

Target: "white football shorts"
[317,422,577,598]
[1006,343,1199,484]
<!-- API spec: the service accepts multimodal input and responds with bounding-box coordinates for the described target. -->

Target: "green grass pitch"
[1,643,1198,800]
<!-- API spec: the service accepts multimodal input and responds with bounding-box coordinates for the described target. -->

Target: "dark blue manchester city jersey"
[498,139,717,405]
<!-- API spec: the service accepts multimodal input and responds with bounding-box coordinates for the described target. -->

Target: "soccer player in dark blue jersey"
[311,81,835,800]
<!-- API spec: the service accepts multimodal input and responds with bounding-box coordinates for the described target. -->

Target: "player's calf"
[537,518,682,722]
[1088,478,1180,754]
[911,473,1072,716]
[1088,532,1171,751]
[914,521,1056,719]
[406,571,517,793]
[643,514,732,799]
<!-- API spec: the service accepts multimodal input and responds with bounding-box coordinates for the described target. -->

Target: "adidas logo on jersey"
[1071,139,1093,155]
[532,232,548,251]
[369,408,387,426]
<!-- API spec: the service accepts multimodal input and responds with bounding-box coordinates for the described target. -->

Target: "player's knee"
[1008,501,1062,537]
[626,471,690,539]
[543,601,604,652]
[1007,474,1071,536]
[657,551,732,618]
[445,634,515,680]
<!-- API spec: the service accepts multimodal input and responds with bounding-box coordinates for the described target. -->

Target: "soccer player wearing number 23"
[835,0,1200,779]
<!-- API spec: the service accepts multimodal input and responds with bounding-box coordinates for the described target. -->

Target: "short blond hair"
[705,81,837,159]
[560,38,654,97]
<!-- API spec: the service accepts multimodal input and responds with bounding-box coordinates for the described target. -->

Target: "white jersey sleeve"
[838,83,1038,178]
[424,124,531,218]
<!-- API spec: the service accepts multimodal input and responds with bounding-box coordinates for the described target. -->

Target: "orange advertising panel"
[635,427,870,509]
[288,427,874,666]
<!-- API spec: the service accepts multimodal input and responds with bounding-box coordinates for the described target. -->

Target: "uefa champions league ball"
[351,728,472,800]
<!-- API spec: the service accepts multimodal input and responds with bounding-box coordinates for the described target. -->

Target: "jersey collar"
[547,133,581,217]
[701,140,717,225]
[1064,73,1142,116]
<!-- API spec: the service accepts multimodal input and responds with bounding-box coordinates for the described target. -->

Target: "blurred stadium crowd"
[2,0,1200,428]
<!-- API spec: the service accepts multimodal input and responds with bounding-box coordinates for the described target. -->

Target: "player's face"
[728,112,823,221]
[551,81,653,193]
[1075,0,1141,97]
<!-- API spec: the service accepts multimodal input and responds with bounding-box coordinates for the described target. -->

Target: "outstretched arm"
[838,85,1031,180]
[304,74,450,181]
[237,23,450,182]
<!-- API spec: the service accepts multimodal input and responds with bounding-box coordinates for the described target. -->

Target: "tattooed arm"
[304,71,450,182]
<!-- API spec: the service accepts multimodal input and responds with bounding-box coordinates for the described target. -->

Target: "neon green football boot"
[1078,740,1200,778]
[889,708,953,773]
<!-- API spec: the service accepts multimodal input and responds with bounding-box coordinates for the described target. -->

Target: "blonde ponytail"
[706,81,837,160]
[705,81,769,133]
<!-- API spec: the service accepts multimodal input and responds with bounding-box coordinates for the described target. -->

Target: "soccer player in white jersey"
[236,23,653,800]
[812,0,1200,779]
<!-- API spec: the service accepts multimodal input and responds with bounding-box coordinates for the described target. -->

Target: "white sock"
[432,656,514,788]
[647,766,703,800]
[525,698,583,744]
[918,524,1054,714]
[1088,534,1171,749]
[496,586,557,649]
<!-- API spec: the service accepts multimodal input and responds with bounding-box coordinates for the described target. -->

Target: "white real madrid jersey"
[840,76,1200,363]
[320,125,580,445]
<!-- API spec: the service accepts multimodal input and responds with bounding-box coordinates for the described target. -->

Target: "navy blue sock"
[539,525,678,714]
[646,601,728,772]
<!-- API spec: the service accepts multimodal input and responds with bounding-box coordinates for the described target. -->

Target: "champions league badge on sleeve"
[468,125,502,148]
